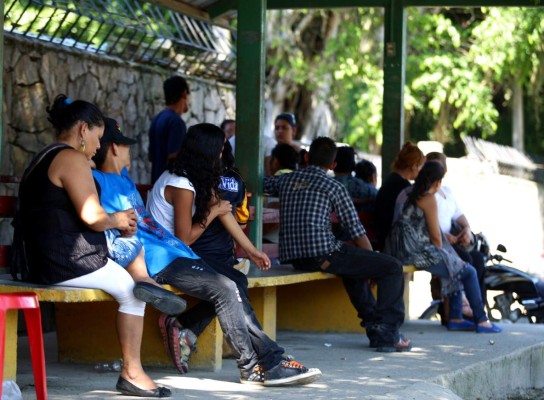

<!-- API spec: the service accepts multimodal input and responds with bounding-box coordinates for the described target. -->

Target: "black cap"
[102,117,137,145]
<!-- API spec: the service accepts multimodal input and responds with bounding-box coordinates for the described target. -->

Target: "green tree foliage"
[266,9,384,151]
[266,9,342,134]
[407,7,544,154]
[266,7,544,156]
[406,8,500,144]
[471,8,544,154]
[324,9,384,153]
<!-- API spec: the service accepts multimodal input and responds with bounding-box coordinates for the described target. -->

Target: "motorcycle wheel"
[487,292,521,323]
[419,301,445,323]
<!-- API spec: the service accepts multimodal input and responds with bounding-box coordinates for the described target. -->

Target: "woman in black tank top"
[19,95,171,397]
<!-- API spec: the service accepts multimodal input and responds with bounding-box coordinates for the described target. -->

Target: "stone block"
[14,54,41,86]
[11,84,50,133]
[204,89,220,111]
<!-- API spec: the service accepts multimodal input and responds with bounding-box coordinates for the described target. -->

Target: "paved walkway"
[13,320,544,399]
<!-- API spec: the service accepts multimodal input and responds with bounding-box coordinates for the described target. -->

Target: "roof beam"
[147,0,232,28]
[267,0,386,9]
[208,0,237,19]
[209,0,544,16]
[402,0,544,6]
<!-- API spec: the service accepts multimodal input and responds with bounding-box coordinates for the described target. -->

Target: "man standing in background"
[148,75,190,183]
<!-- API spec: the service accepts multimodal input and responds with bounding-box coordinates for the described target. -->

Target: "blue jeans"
[427,260,487,323]
[175,261,284,369]
[154,257,283,372]
[291,244,405,346]
[453,245,486,303]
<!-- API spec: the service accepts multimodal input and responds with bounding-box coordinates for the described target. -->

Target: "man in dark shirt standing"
[148,75,190,183]
[263,137,411,352]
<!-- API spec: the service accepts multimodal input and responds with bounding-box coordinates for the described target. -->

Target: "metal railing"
[4,0,237,82]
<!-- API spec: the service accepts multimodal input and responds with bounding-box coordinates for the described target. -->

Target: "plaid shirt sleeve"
[332,183,366,239]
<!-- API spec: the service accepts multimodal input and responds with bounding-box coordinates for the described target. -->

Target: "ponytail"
[46,94,103,135]
[407,161,445,204]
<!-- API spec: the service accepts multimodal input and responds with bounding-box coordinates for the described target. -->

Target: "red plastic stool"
[0,292,47,400]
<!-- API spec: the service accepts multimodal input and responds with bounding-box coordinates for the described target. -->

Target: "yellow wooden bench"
[0,267,338,380]
[0,264,418,381]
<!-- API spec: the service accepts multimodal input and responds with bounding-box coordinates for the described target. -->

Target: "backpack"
[10,143,69,281]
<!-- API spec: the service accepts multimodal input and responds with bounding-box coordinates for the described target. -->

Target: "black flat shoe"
[133,282,187,315]
[116,376,171,398]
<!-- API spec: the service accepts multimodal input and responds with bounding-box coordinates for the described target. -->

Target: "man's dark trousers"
[291,243,405,345]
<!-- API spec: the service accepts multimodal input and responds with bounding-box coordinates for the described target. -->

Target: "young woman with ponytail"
[384,161,501,334]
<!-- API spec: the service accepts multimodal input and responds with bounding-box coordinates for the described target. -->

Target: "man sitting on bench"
[263,137,412,352]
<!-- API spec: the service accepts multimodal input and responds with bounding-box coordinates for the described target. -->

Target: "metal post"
[236,0,266,247]
[381,0,406,178]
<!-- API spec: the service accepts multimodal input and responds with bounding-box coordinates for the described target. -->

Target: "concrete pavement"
[12,320,544,399]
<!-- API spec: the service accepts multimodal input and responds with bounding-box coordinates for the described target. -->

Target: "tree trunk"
[512,79,524,152]
[265,10,339,142]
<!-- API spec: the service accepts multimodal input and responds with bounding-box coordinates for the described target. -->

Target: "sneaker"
[158,314,176,357]
[366,326,380,348]
[369,333,407,349]
[159,314,185,373]
[376,337,413,353]
[263,360,322,387]
[240,364,265,385]
[177,328,198,374]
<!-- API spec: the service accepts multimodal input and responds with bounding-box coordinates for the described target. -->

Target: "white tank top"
[147,171,195,234]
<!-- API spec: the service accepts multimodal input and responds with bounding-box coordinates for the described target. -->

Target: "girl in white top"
[147,123,270,269]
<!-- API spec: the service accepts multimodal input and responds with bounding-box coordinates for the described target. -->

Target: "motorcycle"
[419,236,544,324]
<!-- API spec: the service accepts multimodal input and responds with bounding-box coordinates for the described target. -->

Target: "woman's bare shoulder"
[50,147,91,179]
[54,146,85,162]
[417,193,437,208]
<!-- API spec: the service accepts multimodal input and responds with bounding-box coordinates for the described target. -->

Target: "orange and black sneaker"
[159,314,197,374]
[158,314,177,361]
[240,364,265,385]
[177,328,197,374]
[263,359,322,387]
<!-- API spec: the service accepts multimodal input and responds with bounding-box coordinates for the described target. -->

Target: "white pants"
[57,258,145,316]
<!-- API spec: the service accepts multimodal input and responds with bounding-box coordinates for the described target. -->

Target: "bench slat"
[0,265,416,302]
[0,281,114,302]
[0,267,339,302]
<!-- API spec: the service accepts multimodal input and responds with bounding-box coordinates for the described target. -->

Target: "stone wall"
[1,35,236,185]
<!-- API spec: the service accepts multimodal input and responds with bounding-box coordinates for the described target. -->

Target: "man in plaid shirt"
[263,137,411,352]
